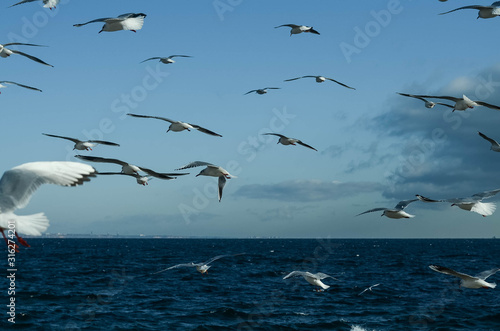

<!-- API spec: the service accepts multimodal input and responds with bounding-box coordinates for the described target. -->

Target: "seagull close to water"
[43,133,120,151]
[0,162,96,251]
[244,87,280,95]
[9,0,59,9]
[262,133,317,151]
[397,92,454,109]
[0,43,53,67]
[478,131,500,152]
[275,24,320,36]
[0,81,41,93]
[283,271,338,291]
[140,55,192,64]
[284,76,356,90]
[439,2,500,19]
[97,172,154,186]
[396,94,500,111]
[356,199,419,219]
[152,254,242,275]
[416,189,500,217]
[73,13,147,33]
[127,113,222,137]
[429,265,499,289]
[176,161,236,202]
[358,283,381,296]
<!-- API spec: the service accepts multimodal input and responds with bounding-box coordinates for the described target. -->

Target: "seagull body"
[358,283,381,296]
[0,81,41,93]
[127,113,222,137]
[439,2,500,19]
[245,87,280,95]
[74,13,147,33]
[0,162,96,250]
[141,55,191,64]
[0,43,53,67]
[262,133,317,151]
[357,199,418,219]
[153,254,240,275]
[478,131,500,152]
[429,265,498,288]
[397,92,454,109]
[283,271,338,291]
[275,24,320,35]
[285,76,355,90]
[9,0,59,9]
[43,133,120,151]
[398,94,500,111]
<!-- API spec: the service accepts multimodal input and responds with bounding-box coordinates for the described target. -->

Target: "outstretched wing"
[0,81,42,92]
[275,24,299,29]
[478,131,499,146]
[10,50,53,67]
[297,140,318,151]
[189,124,222,137]
[139,166,189,180]
[74,155,129,167]
[262,133,286,139]
[475,268,500,280]
[283,270,307,279]
[218,176,226,202]
[394,199,418,210]
[356,208,387,216]
[244,90,257,95]
[73,17,113,27]
[176,161,214,171]
[471,188,500,201]
[42,133,80,144]
[314,272,338,280]
[476,101,500,110]
[127,113,175,124]
[88,140,120,147]
[140,57,161,63]
[439,6,487,16]
[429,265,477,281]
[325,77,355,90]
[151,262,196,275]
[9,0,38,7]
[416,194,445,203]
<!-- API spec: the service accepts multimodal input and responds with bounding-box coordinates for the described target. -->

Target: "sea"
[2,238,499,330]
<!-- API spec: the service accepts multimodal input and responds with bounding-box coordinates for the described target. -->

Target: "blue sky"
[2,0,500,238]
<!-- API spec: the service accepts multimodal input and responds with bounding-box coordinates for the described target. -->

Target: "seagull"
[0,43,53,67]
[140,55,191,64]
[0,81,41,93]
[244,87,280,95]
[397,92,454,109]
[127,113,222,137]
[396,94,500,111]
[284,76,355,90]
[73,13,147,33]
[416,189,500,217]
[478,131,500,152]
[356,199,419,219]
[43,133,120,151]
[429,265,499,288]
[358,283,381,296]
[439,2,500,19]
[152,254,242,275]
[0,161,96,251]
[97,172,155,186]
[176,161,236,202]
[283,271,338,291]
[275,24,320,36]
[9,0,59,9]
[262,133,317,151]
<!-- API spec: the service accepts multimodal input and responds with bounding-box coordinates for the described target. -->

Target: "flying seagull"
[0,81,41,93]
[262,133,317,151]
[358,283,381,296]
[478,131,500,152]
[283,271,338,291]
[275,24,320,36]
[244,87,280,95]
[356,199,419,219]
[395,94,500,111]
[127,113,222,137]
[43,133,120,151]
[0,162,96,251]
[176,161,236,202]
[397,92,454,109]
[140,55,191,64]
[429,265,498,288]
[98,172,156,186]
[74,13,147,33]
[284,76,355,90]
[0,43,53,67]
[439,2,500,19]
[9,0,59,9]
[416,189,500,217]
[152,254,242,275]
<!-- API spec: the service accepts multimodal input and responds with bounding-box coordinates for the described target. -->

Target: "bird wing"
[429,265,477,281]
[138,166,188,180]
[314,272,338,280]
[475,101,500,110]
[87,140,120,147]
[397,92,428,103]
[169,55,191,58]
[74,155,129,167]
[439,6,487,16]
[244,90,257,95]
[218,176,226,202]
[275,24,299,29]
[297,140,318,151]
[356,208,388,216]
[73,17,113,27]
[200,254,233,266]
[307,27,320,35]
[9,49,53,67]
[475,268,500,280]
[262,133,286,139]
[127,113,175,124]
[151,263,196,275]
[478,131,499,146]
[415,194,444,203]
[284,77,303,82]
[0,81,42,92]
[407,95,459,102]
[325,78,355,90]
[175,161,214,171]
[435,102,455,108]
[394,199,418,210]
[42,133,80,144]
[263,87,280,90]
[188,124,222,137]
[9,0,38,7]
[140,57,161,63]
[283,271,307,279]
[471,188,500,201]
[0,162,96,212]
[3,42,47,47]
[117,13,146,31]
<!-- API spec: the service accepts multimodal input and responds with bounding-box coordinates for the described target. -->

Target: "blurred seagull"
[356,199,419,219]
[0,162,96,251]
[152,254,241,275]
[478,131,500,152]
[262,133,317,151]
[0,43,53,67]
[98,172,154,186]
[416,189,500,217]
[275,24,320,35]
[283,271,338,291]
[397,92,454,109]
[429,265,499,288]
[140,55,191,64]
[127,113,222,137]
[396,94,500,111]
[74,13,147,33]
[358,283,381,296]
[244,87,280,95]
[285,76,355,90]
[43,133,120,151]
[439,2,500,19]
[9,0,59,9]
[0,81,41,93]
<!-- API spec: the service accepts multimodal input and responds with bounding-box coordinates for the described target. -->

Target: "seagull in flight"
[358,283,381,296]
[97,172,157,186]
[43,133,120,151]
[356,199,419,219]
[140,55,191,64]
[0,81,41,93]
[439,2,500,19]
[0,43,53,67]
[396,94,500,111]
[478,131,500,152]
[152,254,242,275]
[285,76,355,90]
[429,265,499,288]
[262,133,317,151]
[275,24,320,36]
[127,113,222,137]
[283,271,338,291]
[74,13,147,33]
[397,92,454,109]
[9,0,59,9]
[0,161,96,251]
[244,87,280,95]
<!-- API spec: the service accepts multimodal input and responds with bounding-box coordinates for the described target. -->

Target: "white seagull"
[439,2,500,19]
[0,81,41,93]
[127,113,222,137]
[416,189,500,217]
[262,133,317,151]
[176,161,236,202]
[396,94,500,112]
[429,265,499,289]
[0,161,96,251]
[152,254,241,275]
[478,131,500,152]
[284,76,355,90]
[43,133,120,151]
[356,199,419,219]
[358,283,381,296]
[9,0,59,9]
[275,24,320,36]
[74,13,147,33]
[0,43,53,67]
[140,55,191,64]
[283,271,338,291]
[244,87,280,95]
[397,92,454,109]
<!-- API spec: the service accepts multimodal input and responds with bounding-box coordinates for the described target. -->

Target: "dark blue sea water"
[2,239,500,330]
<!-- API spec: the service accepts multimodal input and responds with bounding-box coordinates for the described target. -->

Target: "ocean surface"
[3,238,500,330]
